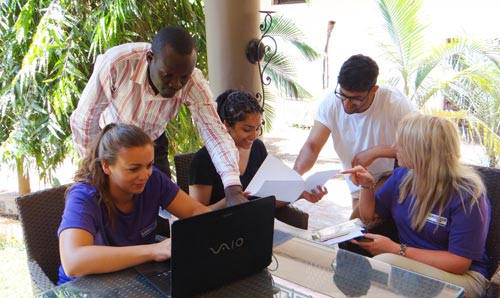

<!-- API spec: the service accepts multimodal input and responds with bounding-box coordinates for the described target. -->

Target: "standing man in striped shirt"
[70,26,246,205]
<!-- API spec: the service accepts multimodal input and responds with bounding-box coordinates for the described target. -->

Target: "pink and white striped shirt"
[70,43,240,187]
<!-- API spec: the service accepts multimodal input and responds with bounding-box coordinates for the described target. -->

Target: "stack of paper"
[312,218,365,245]
[244,155,339,203]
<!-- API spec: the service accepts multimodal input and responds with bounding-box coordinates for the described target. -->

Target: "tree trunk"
[16,156,31,195]
[322,20,336,90]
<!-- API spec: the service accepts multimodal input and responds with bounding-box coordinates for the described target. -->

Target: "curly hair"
[216,89,264,127]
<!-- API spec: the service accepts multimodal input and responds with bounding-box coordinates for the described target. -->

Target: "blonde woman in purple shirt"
[57,123,209,284]
[342,114,490,297]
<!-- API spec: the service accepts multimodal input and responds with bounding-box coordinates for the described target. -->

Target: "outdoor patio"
[1,0,499,296]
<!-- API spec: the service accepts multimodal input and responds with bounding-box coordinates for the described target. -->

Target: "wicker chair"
[174,152,196,194]
[15,184,69,295]
[472,165,500,297]
[174,152,309,230]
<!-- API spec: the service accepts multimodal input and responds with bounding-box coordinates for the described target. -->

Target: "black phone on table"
[354,236,374,242]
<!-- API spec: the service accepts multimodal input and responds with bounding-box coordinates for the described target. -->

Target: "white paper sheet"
[245,154,304,202]
[251,180,304,203]
[245,155,338,203]
[304,170,340,192]
[245,155,301,197]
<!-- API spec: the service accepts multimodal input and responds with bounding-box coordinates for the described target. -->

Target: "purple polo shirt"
[376,167,490,278]
[57,167,180,284]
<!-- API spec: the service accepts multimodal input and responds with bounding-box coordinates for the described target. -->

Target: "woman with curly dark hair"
[189,89,326,210]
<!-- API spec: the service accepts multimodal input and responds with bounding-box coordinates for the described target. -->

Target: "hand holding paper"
[244,155,338,203]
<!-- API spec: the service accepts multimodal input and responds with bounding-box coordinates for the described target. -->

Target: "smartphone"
[354,236,374,242]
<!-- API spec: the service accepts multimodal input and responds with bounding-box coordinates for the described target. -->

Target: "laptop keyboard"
[146,269,172,297]
[135,262,173,297]
[157,270,171,279]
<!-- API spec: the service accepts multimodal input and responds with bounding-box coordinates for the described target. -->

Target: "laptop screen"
[136,196,276,298]
[171,196,275,297]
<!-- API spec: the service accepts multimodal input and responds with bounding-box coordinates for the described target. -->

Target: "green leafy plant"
[0,2,321,191]
[0,0,206,192]
[377,0,500,166]
[264,14,321,100]
[258,14,321,129]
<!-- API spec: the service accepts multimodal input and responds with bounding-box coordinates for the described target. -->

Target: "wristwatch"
[399,244,407,256]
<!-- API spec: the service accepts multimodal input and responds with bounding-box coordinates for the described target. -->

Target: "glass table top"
[38,220,464,298]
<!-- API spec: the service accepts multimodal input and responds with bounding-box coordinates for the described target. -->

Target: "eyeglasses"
[334,84,374,106]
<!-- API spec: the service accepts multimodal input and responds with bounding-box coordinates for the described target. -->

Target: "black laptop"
[135,196,276,298]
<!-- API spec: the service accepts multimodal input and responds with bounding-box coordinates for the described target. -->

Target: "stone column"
[204,0,262,99]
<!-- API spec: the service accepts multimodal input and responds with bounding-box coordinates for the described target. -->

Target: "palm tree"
[264,14,321,100]
[377,0,500,166]
[258,14,321,128]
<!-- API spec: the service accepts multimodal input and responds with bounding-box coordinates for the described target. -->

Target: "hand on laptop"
[152,238,172,262]
[224,185,248,206]
[300,185,328,203]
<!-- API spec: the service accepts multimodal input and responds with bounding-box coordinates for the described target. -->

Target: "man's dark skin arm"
[224,185,247,206]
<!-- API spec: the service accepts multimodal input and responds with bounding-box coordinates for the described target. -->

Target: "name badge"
[426,213,447,227]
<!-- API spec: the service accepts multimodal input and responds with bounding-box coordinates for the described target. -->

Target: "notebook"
[135,196,276,298]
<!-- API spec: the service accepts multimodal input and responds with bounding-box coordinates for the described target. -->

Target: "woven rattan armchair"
[174,152,196,194]
[15,184,69,295]
[472,165,500,297]
[174,152,309,230]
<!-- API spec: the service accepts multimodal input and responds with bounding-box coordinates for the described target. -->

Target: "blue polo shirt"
[57,167,179,284]
[376,167,490,278]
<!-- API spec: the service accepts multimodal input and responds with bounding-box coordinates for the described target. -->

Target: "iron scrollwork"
[245,10,277,110]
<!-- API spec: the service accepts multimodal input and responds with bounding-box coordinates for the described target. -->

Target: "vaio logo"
[209,238,244,255]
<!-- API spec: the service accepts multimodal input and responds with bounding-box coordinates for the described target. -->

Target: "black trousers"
[154,132,171,178]
[154,132,172,238]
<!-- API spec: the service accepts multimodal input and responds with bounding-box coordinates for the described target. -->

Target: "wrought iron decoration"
[245,11,277,110]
